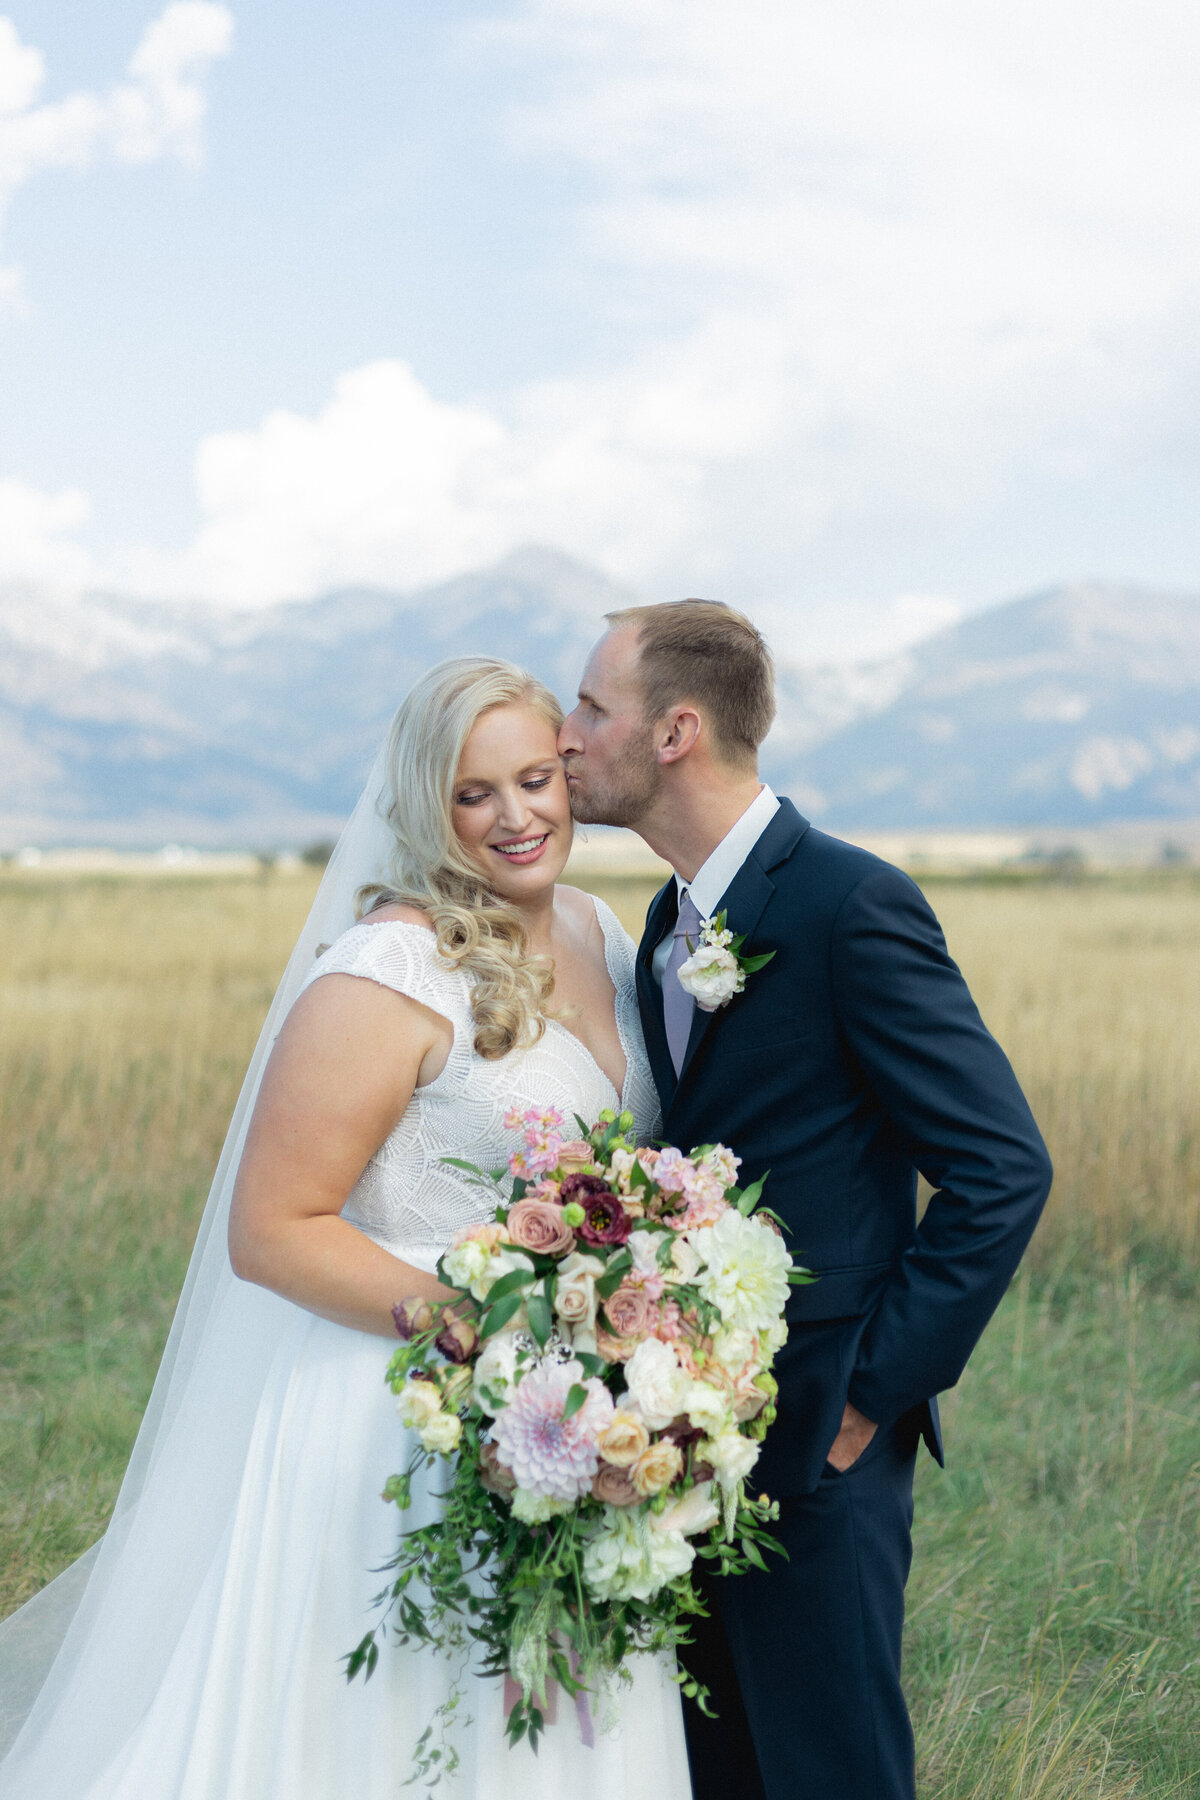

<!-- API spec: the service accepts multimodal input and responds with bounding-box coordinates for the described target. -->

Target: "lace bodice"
[296,894,661,1269]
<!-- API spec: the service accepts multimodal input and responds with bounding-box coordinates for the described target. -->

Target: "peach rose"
[592,1462,641,1506]
[602,1281,653,1341]
[631,1439,684,1497]
[731,1369,770,1422]
[597,1409,651,1468]
[504,1199,575,1256]
[556,1139,596,1174]
[595,1325,638,1362]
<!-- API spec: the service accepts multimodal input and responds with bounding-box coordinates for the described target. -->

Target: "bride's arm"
[228,974,457,1336]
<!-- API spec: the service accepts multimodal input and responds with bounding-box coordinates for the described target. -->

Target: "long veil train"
[0,749,394,1791]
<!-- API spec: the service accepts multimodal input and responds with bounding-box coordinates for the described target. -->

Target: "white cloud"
[0,4,233,296]
[8,0,1200,668]
[0,478,93,589]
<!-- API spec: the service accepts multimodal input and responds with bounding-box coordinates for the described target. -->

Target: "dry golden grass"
[1,867,1198,1793]
[926,878,1200,1268]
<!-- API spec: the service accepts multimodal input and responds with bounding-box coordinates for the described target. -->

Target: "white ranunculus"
[676,944,744,1012]
[701,1430,761,1489]
[397,1378,443,1429]
[420,1411,463,1455]
[628,1230,665,1279]
[761,1315,789,1358]
[710,1325,756,1374]
[693,1208,792,1334]
[441,1237,493,1290]
[652,1480,720,1539]
[581,1508,696,1602]
[472,1333,520,1415]
[622,1338,691,1431]
[683,1379,729,1437]
[470,1246,534,1304]
[669,1235,704,1283]
[510,1487,574,1525]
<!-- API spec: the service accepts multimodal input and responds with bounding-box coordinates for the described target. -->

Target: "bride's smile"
[451,702,574,900]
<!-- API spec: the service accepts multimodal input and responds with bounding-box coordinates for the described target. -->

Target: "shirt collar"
[676,784,780,921]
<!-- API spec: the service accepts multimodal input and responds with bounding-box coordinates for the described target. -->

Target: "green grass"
[2,870,1199,1793]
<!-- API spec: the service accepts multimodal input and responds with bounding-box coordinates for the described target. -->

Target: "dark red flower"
[569,1186,631,1247]
[559,1172,612,1206]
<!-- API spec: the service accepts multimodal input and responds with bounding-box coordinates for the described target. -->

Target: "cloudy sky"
[1,1,1199,661]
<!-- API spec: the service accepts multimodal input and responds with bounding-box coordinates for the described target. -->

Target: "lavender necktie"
[663,889,703,1075]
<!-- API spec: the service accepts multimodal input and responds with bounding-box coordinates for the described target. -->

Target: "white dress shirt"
[651,784,781,984]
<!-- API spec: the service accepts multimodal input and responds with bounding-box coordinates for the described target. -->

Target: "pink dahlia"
[490,1360,614,1501]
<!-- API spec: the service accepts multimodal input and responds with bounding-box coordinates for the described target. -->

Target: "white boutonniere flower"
[676,909,776,1013]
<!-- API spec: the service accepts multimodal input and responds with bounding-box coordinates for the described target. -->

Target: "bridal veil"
[0,748,396,1789]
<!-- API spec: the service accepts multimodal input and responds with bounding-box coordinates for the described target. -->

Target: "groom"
[558,599,1052,1800]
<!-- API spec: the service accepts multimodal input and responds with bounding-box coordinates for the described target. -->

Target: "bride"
[0,658,692,1800]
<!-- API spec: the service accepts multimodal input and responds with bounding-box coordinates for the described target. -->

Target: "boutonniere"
[677,909,776,1013]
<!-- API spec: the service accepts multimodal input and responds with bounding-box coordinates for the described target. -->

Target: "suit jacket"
[635,799,1053,1495]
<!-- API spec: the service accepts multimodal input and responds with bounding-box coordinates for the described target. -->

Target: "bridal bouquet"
[346,1105,812,1773]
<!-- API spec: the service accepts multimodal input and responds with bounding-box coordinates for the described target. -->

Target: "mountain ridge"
[2,557,1198,846]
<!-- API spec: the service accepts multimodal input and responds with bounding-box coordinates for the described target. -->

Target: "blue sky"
[2,1,1199,661]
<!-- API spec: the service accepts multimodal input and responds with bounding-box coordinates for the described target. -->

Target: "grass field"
[1,868,1198,1795]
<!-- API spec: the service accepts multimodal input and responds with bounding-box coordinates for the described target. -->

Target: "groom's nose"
[557,710,583,758]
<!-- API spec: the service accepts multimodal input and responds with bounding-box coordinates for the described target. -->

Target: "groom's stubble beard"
[566,721,661,829]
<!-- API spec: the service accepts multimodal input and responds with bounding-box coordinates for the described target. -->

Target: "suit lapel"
[637,798,812,1104]
[636,878,678,1107]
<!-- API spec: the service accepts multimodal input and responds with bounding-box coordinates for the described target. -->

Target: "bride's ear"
[656,706,702,765]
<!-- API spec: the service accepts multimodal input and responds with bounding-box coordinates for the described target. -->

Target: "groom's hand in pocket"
[826,1400,878,1471]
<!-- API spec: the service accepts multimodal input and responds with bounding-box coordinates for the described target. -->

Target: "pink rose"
[591,1461,641,1506]
[602,1281,652,1341]
[504,1199,576,1256]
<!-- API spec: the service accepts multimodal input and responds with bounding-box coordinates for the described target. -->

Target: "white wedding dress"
[0,900,691,1800]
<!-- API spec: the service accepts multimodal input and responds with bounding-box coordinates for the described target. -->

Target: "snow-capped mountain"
[786,582,1200,827]
[1,558,1198,845]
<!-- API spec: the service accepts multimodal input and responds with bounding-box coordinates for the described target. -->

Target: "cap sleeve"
[298,920,467,1021]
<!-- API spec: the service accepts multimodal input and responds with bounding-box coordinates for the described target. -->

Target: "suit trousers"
[681,1410,920,1800]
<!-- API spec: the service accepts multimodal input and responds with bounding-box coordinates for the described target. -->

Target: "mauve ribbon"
[502,1662,595,1747]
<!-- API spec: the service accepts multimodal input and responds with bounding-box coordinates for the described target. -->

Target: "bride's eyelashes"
[455,774,557,807]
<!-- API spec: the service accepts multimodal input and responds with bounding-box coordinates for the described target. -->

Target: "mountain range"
[1,549,1198,846]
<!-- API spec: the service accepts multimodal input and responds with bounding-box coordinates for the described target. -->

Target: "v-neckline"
[543,894,628,1108]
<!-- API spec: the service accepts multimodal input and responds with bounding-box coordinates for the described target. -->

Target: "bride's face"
[452,704,573,901]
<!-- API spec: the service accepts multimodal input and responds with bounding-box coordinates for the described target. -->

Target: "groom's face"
[558,625,661,827]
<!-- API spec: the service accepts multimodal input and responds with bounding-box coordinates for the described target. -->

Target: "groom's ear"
[656,705,703,765]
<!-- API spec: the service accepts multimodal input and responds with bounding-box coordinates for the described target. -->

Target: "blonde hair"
[358,657,565,1059]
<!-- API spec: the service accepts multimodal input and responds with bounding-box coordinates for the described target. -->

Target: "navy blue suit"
[636,801,1052,1799]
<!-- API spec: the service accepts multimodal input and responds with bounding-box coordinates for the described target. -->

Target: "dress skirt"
[79,1306,692,1800]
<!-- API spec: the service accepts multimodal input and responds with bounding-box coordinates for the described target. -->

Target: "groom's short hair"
[605,598,775,770]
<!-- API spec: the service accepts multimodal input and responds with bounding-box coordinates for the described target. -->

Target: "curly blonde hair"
[357,657,566,1059]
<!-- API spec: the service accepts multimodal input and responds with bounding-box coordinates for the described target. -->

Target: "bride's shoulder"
[357,900,435,931]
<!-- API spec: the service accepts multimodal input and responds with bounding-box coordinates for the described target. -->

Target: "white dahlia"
[691,1209,791,1334]
[490,1359,613,1501]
